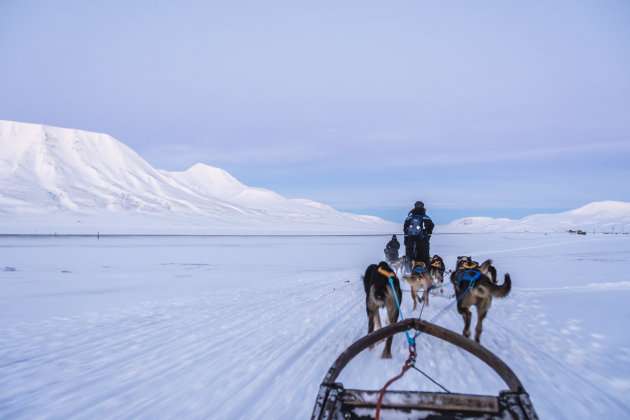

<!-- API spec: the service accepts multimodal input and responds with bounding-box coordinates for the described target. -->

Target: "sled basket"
[311,318,538,420]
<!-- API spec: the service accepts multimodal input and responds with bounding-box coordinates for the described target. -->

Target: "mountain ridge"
[436,200,630,233]
[2,120,628,234]
[0,120,397,234]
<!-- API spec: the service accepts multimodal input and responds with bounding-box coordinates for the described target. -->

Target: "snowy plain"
[1,232,629,419]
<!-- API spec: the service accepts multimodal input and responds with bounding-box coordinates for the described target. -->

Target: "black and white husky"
[389,255,411,277]
[363,261,402,358]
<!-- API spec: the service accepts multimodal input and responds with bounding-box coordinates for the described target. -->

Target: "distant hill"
[0,120,398,234]
[436,201,630,233]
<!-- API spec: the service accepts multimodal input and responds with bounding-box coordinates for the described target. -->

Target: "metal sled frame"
[312,318,538,420]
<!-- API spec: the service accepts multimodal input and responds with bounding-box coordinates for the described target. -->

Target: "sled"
[312,318,538,420]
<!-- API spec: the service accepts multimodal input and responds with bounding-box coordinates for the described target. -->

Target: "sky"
[1,1,629,224]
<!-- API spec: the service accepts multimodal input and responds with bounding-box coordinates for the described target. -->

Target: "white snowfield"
[1,233,629,419]
[0,120,397,235]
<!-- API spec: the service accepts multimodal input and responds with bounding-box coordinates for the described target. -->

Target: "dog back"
[451,265,510,299]
[364,262,401,305]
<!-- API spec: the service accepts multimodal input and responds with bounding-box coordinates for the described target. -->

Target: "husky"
[403,261,433,310]
[363,261,402,358]
[389,255,411,277]
[455,256,496,283]
[451,257,511,343]
[428,255,446,294]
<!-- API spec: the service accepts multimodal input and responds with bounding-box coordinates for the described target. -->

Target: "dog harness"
[458,269,481,284]
[377,267,396,278]
[413,266,426,275]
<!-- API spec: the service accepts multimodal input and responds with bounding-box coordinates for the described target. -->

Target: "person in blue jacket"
[403,201,434,266]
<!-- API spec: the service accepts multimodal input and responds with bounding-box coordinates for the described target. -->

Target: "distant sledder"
[383,235,400,262]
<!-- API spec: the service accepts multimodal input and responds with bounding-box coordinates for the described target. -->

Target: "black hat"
[414,201,424,209]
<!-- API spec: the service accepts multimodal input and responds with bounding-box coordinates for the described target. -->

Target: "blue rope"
[388,276,415,347]
[428,280,452,291]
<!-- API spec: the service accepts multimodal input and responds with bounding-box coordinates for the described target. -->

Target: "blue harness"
[413,266,426,275]
[456,270,481,300]
[458,269,481,284]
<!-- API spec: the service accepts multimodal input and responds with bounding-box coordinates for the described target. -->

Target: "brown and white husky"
[451,257,511,343]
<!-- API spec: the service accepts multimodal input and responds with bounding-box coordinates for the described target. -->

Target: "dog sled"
[311,318,538,420]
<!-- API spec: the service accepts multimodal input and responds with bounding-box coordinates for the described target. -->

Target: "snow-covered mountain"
[437,201,630,233]
[0,120,398,234]
[2,120,626,235]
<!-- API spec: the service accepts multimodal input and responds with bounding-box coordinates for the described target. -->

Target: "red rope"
[375,345,415,420]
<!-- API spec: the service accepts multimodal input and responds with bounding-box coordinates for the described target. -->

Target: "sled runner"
[311,318,538,420]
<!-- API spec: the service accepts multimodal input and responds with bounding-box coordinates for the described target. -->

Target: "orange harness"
[377,267,396,278]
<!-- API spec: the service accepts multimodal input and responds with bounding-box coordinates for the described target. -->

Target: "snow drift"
[0,120,397,234]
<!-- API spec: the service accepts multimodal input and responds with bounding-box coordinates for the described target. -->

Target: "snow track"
[0,271,367,419]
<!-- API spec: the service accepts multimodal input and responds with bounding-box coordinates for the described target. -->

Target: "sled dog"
[403,261,433,310]
[455,256,497,284]
[389,256,411,277]
[428,255,446,294]
[451,257,511,343]
[363,261,402,358]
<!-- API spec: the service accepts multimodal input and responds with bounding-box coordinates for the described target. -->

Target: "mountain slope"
[0,120,397,234]
[437,201,630,233]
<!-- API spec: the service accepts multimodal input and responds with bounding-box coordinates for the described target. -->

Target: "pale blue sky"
[1,1,629,224]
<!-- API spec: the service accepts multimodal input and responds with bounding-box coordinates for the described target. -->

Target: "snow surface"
[1,233,629,419]
[0,120,397,235]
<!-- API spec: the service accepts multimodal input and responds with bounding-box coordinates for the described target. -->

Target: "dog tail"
[489,273,511,298]
[480,259,497,284]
